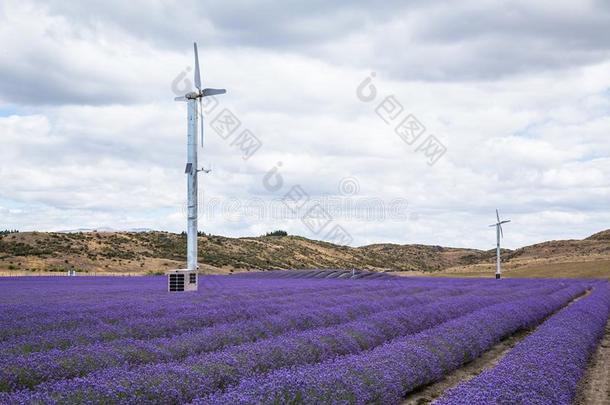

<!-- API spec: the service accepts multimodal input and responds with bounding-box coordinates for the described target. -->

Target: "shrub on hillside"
[264,230,288,237]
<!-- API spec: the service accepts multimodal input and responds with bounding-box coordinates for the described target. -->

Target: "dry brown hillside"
[436,230,610,279]
[0,229,608,278]
[0,231,484,275]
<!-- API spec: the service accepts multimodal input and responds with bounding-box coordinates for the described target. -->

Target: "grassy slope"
[0,229,609,278]
[434,229,610,279]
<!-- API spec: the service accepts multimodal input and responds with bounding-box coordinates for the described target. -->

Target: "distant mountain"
[0,229,608,278]
[57,227,155,233]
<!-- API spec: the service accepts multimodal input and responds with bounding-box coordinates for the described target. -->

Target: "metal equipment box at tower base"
[167,269,198,292]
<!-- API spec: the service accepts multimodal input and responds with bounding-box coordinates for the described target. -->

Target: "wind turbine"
[489,209,510,280]
[169,43,226,292]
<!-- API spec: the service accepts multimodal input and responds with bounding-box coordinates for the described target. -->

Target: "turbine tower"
[169,43,226,292]
[489,209,510,280]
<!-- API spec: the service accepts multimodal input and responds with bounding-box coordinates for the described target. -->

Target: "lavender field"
[0,275,608,405]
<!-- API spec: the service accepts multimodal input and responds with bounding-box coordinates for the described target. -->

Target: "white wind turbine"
[169,42,226,292]
[489,209,510,279]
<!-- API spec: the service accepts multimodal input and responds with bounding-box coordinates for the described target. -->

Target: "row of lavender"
[0,278,580,404]
[0,277,536,353]
[201,283,590,404]
[0,279,397,339]
[0,276,602,405]
[435,280,610,404]
[0,282,431,355]
[0,277,515,328]
[1,284,448,391]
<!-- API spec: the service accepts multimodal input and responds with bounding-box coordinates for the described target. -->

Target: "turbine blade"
[496,209,500,223]
[500,220,511,224]
[202,88,226,97]
[500,224,504,238]
[194,42,201,90]
[174,96,187,101]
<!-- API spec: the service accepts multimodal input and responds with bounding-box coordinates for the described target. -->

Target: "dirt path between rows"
[402,289,594,405]
[401,330,529,405]
[575,317,610,405]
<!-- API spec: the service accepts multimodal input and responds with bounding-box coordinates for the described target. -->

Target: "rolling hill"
[0,229,608,278]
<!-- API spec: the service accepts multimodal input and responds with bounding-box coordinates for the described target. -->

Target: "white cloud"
[0,0,609,250]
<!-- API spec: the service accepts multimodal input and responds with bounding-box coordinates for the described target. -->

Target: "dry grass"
[1,230,610,278]
[432,259,610,279]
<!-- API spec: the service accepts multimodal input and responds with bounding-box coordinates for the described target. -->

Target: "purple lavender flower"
[0,275,604,405]
[435,281,610,405]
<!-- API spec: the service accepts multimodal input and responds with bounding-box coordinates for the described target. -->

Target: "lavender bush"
[201,284,588,405]
[435,281,610,405]
[0,276,604,405]
[1,286,445,391]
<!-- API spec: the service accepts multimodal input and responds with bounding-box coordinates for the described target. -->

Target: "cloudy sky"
[1,0,609,249]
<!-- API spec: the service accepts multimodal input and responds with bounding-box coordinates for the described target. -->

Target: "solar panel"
[169,274,185,292]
